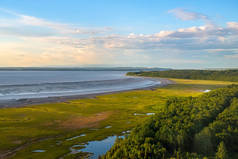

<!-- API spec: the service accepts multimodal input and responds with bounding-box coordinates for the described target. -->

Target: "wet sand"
[0,78,174,108]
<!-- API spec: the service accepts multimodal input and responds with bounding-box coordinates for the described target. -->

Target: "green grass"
[0,78,236,159]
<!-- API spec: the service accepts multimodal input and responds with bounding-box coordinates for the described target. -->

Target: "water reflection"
[32,150,46,152]
[70,135,124,159]
[66,134,86,141]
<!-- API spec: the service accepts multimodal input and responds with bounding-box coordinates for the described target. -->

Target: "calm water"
[0,71,160,100]
[70,135,125,159]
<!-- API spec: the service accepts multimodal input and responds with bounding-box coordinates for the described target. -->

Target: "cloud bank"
[0,8,238,68]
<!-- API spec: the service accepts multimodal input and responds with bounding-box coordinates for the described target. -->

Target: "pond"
[70,135,124,158]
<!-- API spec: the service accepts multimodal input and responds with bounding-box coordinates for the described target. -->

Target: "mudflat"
[0,78,174,108]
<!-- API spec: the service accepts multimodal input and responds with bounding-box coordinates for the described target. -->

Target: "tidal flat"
[0,78,236,159]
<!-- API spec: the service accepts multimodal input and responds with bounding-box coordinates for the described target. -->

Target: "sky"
[0,0,238,69]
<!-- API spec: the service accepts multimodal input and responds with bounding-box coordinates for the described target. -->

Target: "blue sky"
[0,0,238,68]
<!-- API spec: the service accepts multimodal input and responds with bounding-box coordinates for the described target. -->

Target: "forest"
[101,85,238,159]
[127,70,238,82]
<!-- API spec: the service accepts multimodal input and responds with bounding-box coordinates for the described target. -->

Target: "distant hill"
[0,67,170,72]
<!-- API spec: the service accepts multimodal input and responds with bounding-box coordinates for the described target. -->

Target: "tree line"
[101,85,238,158]
[127,70,238,82]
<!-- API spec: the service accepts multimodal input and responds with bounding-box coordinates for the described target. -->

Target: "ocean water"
[0,71,160,100]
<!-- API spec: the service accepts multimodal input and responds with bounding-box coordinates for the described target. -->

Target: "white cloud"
[0,8,238,68]
[168,8,208,20]
[168,8,212,25]
[227,22,238,29]
[0,9,112,37]
[98,22,238,51]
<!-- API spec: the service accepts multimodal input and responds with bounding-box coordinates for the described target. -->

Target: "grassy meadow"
[0,78,236,159]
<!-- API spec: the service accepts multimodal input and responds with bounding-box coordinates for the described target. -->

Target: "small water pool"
[70,135,124,158]
[32,150,46,153]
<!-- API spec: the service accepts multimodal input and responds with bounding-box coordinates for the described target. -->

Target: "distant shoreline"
[0,78,174,108]
[0,67,169,71]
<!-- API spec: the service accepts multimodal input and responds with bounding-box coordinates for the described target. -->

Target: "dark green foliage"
[127,70,238,82]
[194,97,238,158]
[216,141,228,159]
[102,85,238,159]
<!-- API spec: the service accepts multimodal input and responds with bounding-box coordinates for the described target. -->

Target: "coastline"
[0,77,233,159]
[0,78,174,108]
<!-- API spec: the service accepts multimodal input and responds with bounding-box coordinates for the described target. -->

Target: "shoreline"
[0,78,175,108]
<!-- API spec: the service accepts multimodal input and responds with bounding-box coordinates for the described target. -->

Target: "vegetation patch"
[61,111,113,129]
[127,69,238,82]
[102,85,238,158]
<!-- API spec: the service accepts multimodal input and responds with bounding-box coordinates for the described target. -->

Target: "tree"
[216,141,228,159]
